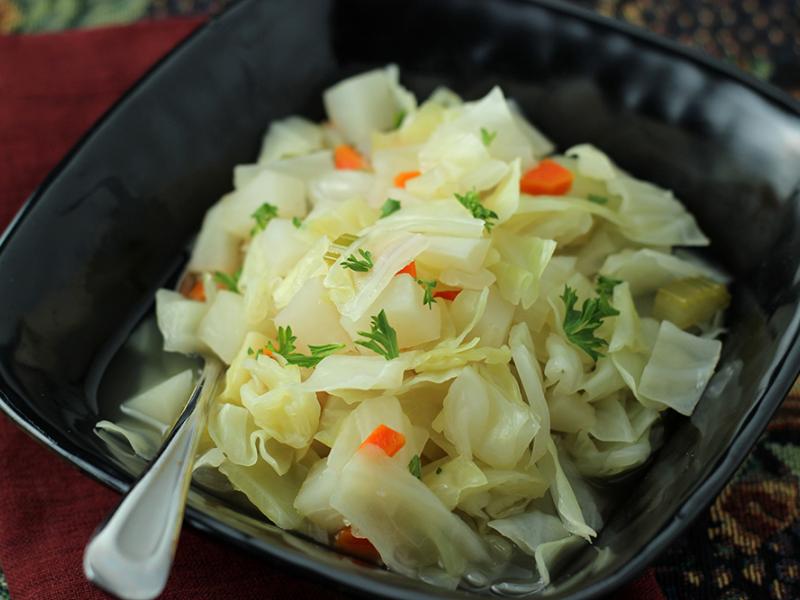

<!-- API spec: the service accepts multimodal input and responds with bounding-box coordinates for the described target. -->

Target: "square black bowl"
[2,0,800,598]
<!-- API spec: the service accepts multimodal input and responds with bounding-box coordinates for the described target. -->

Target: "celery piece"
[653,277,730,329]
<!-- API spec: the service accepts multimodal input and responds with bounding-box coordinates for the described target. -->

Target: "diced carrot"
[334,526,381,563]
[396,261,417,278]
[186,280,206,302]
[433,289,462,301]
[359,424,406,457]
[520,159,573,195]
[334,144,367,170]
[393,170,421,188]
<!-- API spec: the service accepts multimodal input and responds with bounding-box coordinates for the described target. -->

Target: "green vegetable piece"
[292,216,303,228]
[408,455,422,479]
[587,194,608,205]
[213,268,242,294]
[454,189,498,231]
[417,278,436,309]
[435,466,443,475]
[268,325,344,368]
[341,249,374,272]
[561,284,619,361]
[355,309,400,360]
[250,202,278,235]
[653,277,730,330]
[380,198,401,218]
[392,110,406,130]
[480,127,497,146]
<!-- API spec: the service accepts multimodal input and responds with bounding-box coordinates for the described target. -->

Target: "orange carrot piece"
[396,261,417,278]
[393,170,421,188]
[433,289,462,301]
[520,159,574,196]
[334,526,381,563]
[334,144,367,170]
[359,424,406,457]
[186,280,206,302]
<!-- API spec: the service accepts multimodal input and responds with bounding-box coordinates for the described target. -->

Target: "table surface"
[0,1,799,599]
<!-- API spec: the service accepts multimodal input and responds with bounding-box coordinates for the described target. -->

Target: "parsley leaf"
[267,326,344,368]
[408,455,422,479]
[292,216,303,228]
[455,189,498,231]
[341,249,374,272]
[380,198,401,218]
[435,466,443,475]
[250,202,278,235]
[355,309,399,360]
[561,284,619,361]
[588,194,608,205]
[392,109,406,130]
[480,127,498,146]
[417,278,436,309]
[596,275,622,299]
[213,268,242,293]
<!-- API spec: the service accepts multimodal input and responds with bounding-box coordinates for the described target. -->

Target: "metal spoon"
[83,358,222,600]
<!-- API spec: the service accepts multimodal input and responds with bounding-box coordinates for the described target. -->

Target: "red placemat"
[0,17,661,600]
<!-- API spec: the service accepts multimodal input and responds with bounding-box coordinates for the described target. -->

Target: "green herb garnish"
[213,268,242,293]
[480,127,497,146]
[355,309,399,360]
[250,202,278,235]
[588,194,608,205]
[408,455,422,479]
[392,110,406,130]
[292,216,303,228]
[561,284,620,361]
[267,326,344,368]
[417,278,436,309]
[341,249,374,272]
[380,198,401,219]
[455,189,498,231]
[435,466,443,475]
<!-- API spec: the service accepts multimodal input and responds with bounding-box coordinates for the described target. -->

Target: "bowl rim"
[1,0,800,598]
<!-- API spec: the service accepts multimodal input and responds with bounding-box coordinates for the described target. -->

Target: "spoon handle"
[83,359,222,600]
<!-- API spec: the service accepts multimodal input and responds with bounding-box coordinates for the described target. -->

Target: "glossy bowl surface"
[2,1,800,598]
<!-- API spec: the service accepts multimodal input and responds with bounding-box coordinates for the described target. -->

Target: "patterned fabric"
[0,2,798,600]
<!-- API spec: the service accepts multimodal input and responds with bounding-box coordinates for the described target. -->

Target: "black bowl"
[2,0,800,598]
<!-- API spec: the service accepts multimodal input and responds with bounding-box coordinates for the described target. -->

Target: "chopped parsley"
[341,249,374,272]
[480,127,498,146]
[213,268,242,294]
[408,455,422,479]
[561,282,620,361]
[435,466,443,475]
[455,189,498,231]
[392,109,406,130]
[292,216,303,228]
[380,198,401,219]
[417,278,437,309]
[587,194,608,205]
[250,202,278,235]
[267,326,344,368]
[355,309,399,360]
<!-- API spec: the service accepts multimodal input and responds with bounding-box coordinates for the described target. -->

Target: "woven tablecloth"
[0,1,798,599]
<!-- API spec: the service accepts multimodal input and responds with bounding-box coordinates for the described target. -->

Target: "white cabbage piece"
[600,248,711,296]
[488,511,580,587]
[458,464,549,520]
[421,455,488,511]
[565,144,617,181]
[273,236,330,310]
[637,320,722,415]
[306,196,378,241]
[439,268,496,291]
[563,429,652,478]
[508,101,554,159]
[537,440,596,540]
[544,333,586,396]
[432,365,536,469]
[155,289,208,354]
[300,355,409,394]
[579,358,627,402]
[589,394,659,444]
[330,446,491,579]
[258,116,323,163]
[609,175,709,247]
[274,276,352,351]
[449,286,515,348]
[548,394,595,434]
[207,401,300,476]
[308,170,375,206]
[187,201,240,274]
[293,459,346,533]
[257,150,335,183]
[371,198,486,239]
[314,394,353,448]
[120,369,194,432]
[416,236,491,273]
[222,169,306,238]
[340,274,442,350]
[490,231,557,309]
[197,290,250,364]
[483,159,521,225]
[607,282,642,353]
[509,323,550,463]
[323,65,415,150]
